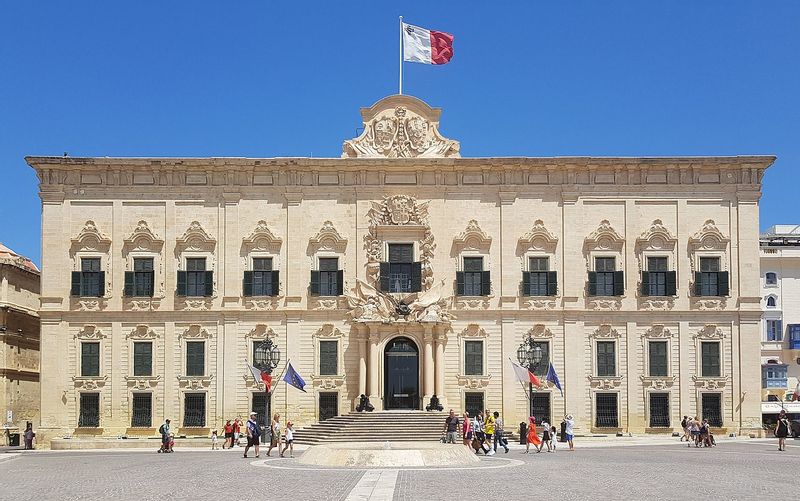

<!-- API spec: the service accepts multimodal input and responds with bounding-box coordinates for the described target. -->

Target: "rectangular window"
[132,258,154,297]
[766,320,783,341]
[530,392,552,425]
[252,392,269,428]
[762,365,788,389]
[529,257,549,272]
[319,340,338,376]
[81,257,102,297]
[318,257,340,296]
[464,340,483,375]
[464,392,485,420]
[596,341,616,377]
[463,257,484,296]
[133,341,153,376]
[789,324,800,350]
[697,257,724,296]
[646,257,668,296]
[648,341,668,377]
[648,393,670,428]
[251,257,277,296]
[525,257,554,296]
[185,341,205,377]
[700,341,721,377]
[701,393,722,427]
[183,393,206,427]
[81,342,100,377]
[131,393,152,428]
[529,341,550,377]
[595,392,619,428]
[78,393,100,427]
[186,258,207,297]
[594,257,617,296]
[319,392,339,422]
[388,244,414,293]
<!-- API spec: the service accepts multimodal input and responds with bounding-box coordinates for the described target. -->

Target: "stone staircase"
[293,411,449,445]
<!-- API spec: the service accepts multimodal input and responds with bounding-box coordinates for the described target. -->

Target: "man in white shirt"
[564,414,575,451]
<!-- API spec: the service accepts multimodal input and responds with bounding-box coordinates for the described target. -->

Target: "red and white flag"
[510,360,542,388]
[247,363,273,393]
[402,22,454,65]
[793,382,800,402]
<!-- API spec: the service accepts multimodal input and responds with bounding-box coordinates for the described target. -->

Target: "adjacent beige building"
[28,95,771,446]
[0,243,40,438]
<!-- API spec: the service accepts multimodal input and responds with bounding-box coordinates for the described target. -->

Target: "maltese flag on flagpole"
[402,22,454,65]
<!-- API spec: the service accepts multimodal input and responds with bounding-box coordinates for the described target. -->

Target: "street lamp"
[516,335,543,369]
[253,338,280,443]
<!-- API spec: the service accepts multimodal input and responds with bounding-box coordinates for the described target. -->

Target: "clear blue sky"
[1,1,798,266]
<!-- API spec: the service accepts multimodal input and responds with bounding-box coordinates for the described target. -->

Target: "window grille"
[595,392,618,428]
[133,342,152,376]
[185,341,205,377]
[131,393,152,428]
[701,393,722,427]
[319,340,338,376]
[464,392,484,420]
[596,341,616,377]
[530,392,551,425]
[183,393,206,427]
[81,342,100,377]
[648,393,670,427]
[79,393,100,427]
[648,341,668,377]
[319,392,339,421]
[464,340,483,375]
[252,392,269,428]
[529,341,550,377]
[700,342,721,377]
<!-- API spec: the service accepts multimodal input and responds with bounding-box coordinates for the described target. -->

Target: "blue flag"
[282,362,307,393]
[546,362,562,397]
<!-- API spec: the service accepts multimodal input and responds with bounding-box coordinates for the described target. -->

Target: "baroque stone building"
[28,95,770,444]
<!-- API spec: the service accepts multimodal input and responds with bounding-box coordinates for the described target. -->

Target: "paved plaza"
[0,439,797,500]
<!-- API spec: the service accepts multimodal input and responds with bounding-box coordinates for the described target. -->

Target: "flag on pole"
[247,363,273,393]
[510,360,542,387]
[546,362,563,397]
[793,382,800,402]
[282,363,307,393]
[402,22,454,65]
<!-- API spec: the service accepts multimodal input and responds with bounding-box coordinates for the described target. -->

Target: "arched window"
[765,272,777,285]
[766,296,777,308]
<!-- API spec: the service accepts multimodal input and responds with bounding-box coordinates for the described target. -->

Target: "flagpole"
[399,16,403,95]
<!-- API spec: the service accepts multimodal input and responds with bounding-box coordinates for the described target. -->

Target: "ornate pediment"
[694,324,725,340]
[453,220,491,251]
[179,324,212,339]
[243,220,282,252]
[637,220,676,248]
[342,95,460,159]
[591,324,620,338]
[123,220,164,250]
[314,323,344,338]
[308,221,347,253]
[689,220,729,250]
[246,324,276,340]
[585,220,624,249]
[518,220,558,251]
[126,325,159,340]
[176,221,216,249]
[460,323,488,338]
[527,324,554,338]
[75,325,106,340]
[71,220,112,250]
[642,324,673,338]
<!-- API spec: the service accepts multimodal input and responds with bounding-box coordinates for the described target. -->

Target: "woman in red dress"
[525,416,542,454]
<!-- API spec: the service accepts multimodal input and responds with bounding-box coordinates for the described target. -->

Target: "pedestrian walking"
[549,425,557,451]
[689,417,701,447]
[233,417,242,447]
[564,414,575,451]
[540,419,552,452]
[266,413,281,457]
[223,420,233,449]
[472,413,490,454]
[680,415,690,442]
[281,421,295,458]
[211,430,219,450]
[242,412,261,458]
[525,417,542,453]
[443,409,460,444]
[775,410,790,451]
[22,422,34,450]
[484,411,496,455]
[492,411,509,453]
[462,411,473,447]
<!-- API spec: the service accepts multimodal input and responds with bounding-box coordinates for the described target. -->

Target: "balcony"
[790,339,800,350]
[762,378,788,389]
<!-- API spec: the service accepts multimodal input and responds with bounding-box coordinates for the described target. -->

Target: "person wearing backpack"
[159,419,171,452]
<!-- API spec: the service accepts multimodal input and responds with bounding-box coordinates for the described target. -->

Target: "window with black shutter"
[384,244,416,293]
[80,258,103,297]
[596,341,616,377]
[183,393,206,427]
[701,393,722,427]
[593,257,618,296]
[595,392,619,428]
[319,340,338,376]
[131,393,152,428]
[317,257,341,297]
[81,342,100,377]
[648,393,670,428]
[696,257,727,296]
[648,341,668,377]
[461,257,485,296]
[185,341,205,376]
[248,257,278,296]
[78,393,100,427]
[133,341,153,376]
[643,257,669,296]
[524,257,553,296]
[701,341,721,377]
[464,340,483,375]
[185,258,207,297]
[126,257,154,297]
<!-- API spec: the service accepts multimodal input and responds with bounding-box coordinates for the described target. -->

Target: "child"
[549,425,557,452]
[281,421,295,458]
[211,430,219,450]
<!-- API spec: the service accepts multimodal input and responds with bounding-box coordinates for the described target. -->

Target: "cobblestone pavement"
[0,440,797,501]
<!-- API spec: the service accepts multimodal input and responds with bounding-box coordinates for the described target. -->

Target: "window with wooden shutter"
[464,340,483,375]
[648,341,668,376]
[251,258,276,296]
[132,258,154,296]
[133,341,153,376]
[463,257,484,296]
[185,341,205,376]
[185,258,206,297]
[596,341,616,376]
[81,342,100,377]
[387,244,414,292]
[701,341,721,377]
[319,340,338,376]
[698,257,723,296]
[318,257,340,296]
[80,258,102,297]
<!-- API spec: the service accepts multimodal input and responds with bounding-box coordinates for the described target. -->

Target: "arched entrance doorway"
[384,337,420,410]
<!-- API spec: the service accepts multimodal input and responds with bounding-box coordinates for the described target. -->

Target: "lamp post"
[254,338,280,441]
[517,335,545,417]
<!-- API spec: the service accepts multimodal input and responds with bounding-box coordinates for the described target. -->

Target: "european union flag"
[282,362,307,393]
[546,362,563,397]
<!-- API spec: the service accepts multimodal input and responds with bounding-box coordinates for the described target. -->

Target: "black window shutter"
[71,271,82,296]
[640,271,650,296]
[379,262,391,292]
[522,271,531,296]
[176,271,187,296]
[456,271,465,296]
[204,271,214,296]
[481,271,491,296]
[336,270,344,295]
[718,271,729,296]
[411,262,422,292]
[98,271,105,297]
[243,271,254,297]
[588,271,597,296]
[694,272,702,296]
[546,271,558,296]
[666,271,677,296]
[310,270,320,295]
[613,271,624,296]
[124,271,134,297]
[270,270,280,296]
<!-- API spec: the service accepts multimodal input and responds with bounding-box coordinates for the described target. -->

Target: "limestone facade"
[28,95,771,445]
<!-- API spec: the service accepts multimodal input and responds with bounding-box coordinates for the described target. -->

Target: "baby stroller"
[158,433,175,453]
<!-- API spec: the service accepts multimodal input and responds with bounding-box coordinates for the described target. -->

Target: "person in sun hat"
[564,414,575,451]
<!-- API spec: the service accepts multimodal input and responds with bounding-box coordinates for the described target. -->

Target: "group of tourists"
[241,412,295,459]
[525,414,575,453]
[680,415,717,448]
